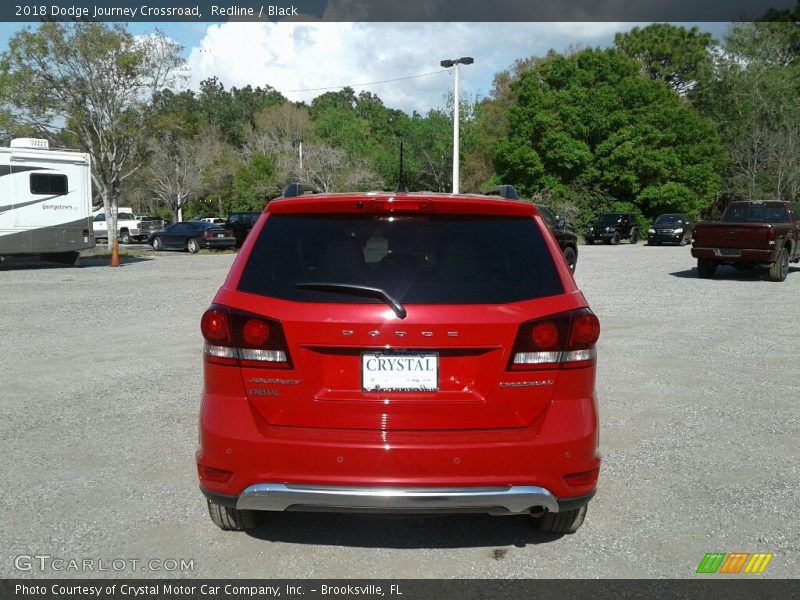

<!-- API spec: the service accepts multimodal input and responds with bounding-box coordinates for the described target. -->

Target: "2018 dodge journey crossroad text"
[197,184,601,534]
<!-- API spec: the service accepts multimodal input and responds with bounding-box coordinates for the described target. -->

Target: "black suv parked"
[226,211,262,247]
[647,213,692,246]
[536,204,579,273]
[585,213,639,245]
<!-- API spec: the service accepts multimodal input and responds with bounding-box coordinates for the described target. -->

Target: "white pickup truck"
[92,207,159,244]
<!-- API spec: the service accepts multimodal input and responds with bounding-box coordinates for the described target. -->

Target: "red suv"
[197,185,601,534]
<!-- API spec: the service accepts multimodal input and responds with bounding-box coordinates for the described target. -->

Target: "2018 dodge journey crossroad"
[197,184,601,534]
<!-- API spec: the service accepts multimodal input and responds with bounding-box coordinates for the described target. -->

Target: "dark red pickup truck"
[692,201,800,282]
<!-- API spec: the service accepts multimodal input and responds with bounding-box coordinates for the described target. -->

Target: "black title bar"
[1,0,798,22]
[2,580,800,600]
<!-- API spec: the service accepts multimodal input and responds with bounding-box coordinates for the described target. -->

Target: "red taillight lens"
[201,309,231,344]
[368,199,434,213]
[242,318,270,347]
[569,312,600,348]
[197,464,233,484]
[564,468,599,487]
[508,308,599,370]
[201,305,292,369]
[532,322,559,349]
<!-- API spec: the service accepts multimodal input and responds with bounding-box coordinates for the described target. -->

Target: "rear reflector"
[509,308,599,370]
[564,468,599,487]
[197,464,233,483]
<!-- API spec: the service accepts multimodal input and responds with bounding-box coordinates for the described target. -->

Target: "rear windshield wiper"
[295,282,407,319]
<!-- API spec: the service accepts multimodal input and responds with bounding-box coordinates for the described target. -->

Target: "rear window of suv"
[238,214,563,304]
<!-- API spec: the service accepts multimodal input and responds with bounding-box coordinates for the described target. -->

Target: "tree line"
[0,9,797,245]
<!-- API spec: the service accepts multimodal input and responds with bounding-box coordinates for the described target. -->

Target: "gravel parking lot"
[1,245,798,578]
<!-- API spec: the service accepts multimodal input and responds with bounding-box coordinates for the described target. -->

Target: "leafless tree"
[148,136,205,223]
[299,144,382,193]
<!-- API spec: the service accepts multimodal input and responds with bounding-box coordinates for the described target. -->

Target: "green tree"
[696,18,800,200]
[494,48,724,220]
[0,23,184,247]
[196,77,285,147]
[232,152,276,211]
[614,24,715,95]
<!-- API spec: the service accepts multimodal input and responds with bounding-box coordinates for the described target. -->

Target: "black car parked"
[536,204,579,272]
[148,221,236,253]
[647,213,693,246]
[585,213,640,245]
[225,211,262,247]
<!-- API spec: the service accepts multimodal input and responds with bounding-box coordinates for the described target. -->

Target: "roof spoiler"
[482,185,519,200]
[283,182,321,198]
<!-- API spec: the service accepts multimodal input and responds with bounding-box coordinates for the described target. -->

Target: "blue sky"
[0,21,729,114]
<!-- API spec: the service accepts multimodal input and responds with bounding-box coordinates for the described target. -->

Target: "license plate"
[361,353,439,392]
[718,248,741,256]
[216,233,225,238]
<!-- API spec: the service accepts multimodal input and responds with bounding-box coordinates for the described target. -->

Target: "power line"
[283,69,450,93]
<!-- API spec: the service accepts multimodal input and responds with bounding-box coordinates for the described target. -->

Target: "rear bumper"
[691,247,775,262]
[202,484,595,515]
[200,238,236,249]
[198,393,600,504]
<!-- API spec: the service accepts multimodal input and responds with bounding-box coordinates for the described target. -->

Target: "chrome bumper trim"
[236,483,559,514]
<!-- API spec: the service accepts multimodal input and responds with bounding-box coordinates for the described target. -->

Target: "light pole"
[440,56,473,194]
[292,138,303,171]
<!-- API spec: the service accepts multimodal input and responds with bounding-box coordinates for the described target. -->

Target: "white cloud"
[186,22,637,114]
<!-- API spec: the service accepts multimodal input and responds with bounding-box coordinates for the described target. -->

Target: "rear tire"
[563,247,577,273]
[698,258,718,279]
[533,505,588,534]
[120,230,131,244]
[629,229,639,244]
[207,499,259,531]
[187,238,200,254]
[768,248,789,282]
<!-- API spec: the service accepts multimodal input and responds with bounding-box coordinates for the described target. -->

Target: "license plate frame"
[361,352,439,392]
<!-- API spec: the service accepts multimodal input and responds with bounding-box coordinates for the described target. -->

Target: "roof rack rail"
[482,185,519,200]
[283,182,321,198]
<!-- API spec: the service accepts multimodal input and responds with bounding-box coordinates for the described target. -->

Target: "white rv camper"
[0,138,94,265]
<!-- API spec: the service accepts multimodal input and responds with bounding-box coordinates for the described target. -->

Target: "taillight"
[368,198,434,213]
[201,305,292,369]
[508,308,600,370]
[201,309,231,345]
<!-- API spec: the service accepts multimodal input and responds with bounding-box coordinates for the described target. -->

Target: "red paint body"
[197,193,600,507]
